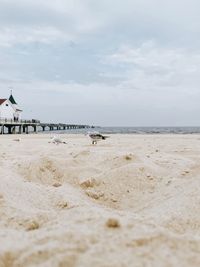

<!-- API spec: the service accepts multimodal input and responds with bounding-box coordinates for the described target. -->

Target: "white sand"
[0,134,200,267]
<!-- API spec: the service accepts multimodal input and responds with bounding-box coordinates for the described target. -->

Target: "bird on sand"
[49,136,67,145]
[87,131,109,144]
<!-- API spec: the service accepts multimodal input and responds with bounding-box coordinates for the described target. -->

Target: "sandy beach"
[1,134,200,267]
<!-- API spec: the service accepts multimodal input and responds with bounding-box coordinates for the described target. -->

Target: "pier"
[0,118,91,134]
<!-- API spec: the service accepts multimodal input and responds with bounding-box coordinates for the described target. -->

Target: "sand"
[0,134,200,267]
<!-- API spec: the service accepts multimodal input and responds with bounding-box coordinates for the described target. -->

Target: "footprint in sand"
[79,178,104,200]
[52,182,62,187]
[26,220,40,231]
[85,189,104,200]
[56,200,68,209]
[79,178,100,188]
[124,155,132,161]
[106,218,121,228]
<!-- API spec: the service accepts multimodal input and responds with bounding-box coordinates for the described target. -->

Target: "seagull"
[87,131,109,144]
[49,136,67,145]
[13,138,21,142]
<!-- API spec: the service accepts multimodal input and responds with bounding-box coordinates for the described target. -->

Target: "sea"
[51,127,200,135]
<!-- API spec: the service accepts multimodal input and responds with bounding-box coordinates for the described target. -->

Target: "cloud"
[0,26,70,47]
[0,0,200,47]
[104,41,200,92]
[0,0,104,47]
[0,0,200,125]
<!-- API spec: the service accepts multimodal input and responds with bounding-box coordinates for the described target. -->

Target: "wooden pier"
[0,118,91,134]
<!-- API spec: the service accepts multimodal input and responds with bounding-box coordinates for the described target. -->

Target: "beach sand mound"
[1,134,200,267]
[19,157,65,186]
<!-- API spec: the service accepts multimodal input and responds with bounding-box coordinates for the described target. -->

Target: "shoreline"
[2,125,200,136]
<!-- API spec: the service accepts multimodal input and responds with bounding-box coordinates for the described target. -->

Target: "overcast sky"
[0,0,200,126]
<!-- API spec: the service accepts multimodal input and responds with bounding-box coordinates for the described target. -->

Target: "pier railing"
[0,118,40,124]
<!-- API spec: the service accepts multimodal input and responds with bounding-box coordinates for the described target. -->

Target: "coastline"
[0,133,200,266]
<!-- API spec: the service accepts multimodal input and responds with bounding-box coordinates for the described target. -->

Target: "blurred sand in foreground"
[0,134,200,267]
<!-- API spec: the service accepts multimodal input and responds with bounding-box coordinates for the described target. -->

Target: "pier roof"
[0,99,7,105]
[9,94,17,105]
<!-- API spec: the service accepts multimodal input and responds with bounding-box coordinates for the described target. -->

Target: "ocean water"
[52,126,200,135]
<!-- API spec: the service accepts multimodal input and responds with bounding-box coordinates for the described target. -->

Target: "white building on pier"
[0,93,23,121]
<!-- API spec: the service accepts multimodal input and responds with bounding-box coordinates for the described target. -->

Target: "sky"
[0,0,200,126]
